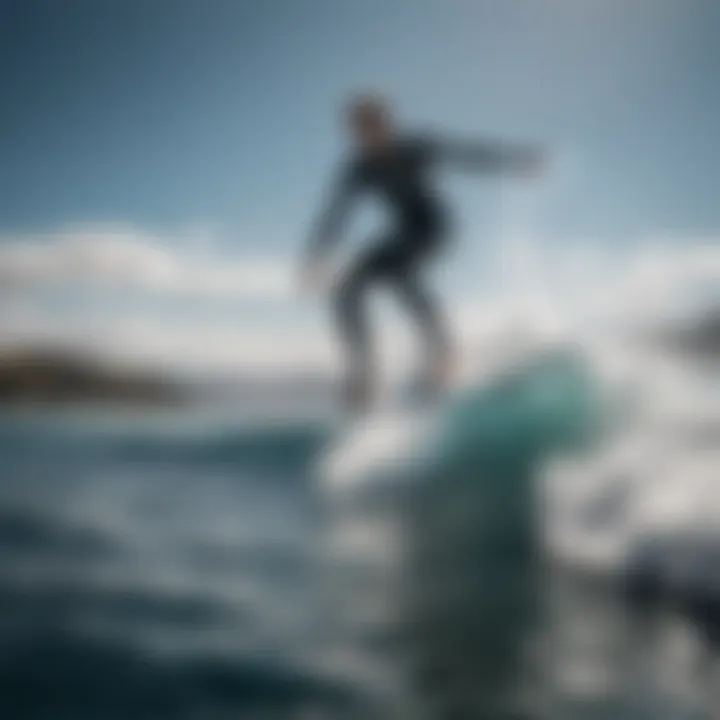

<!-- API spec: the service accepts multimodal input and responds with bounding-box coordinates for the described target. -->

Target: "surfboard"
[316,359,505,497]
[317,346,598,497]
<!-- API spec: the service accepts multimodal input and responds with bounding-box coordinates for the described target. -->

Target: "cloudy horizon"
[1,221,717,379]
[1,0,718,378]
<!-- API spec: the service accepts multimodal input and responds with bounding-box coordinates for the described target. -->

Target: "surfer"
[302,93,544,413]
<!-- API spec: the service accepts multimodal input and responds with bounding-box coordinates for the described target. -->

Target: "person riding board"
[302,93,545,413]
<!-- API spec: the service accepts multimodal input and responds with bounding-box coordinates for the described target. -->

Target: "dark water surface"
[0,392,717,719]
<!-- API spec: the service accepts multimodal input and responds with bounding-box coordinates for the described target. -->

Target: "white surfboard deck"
[317,370,479,496]
[316,344,577,496]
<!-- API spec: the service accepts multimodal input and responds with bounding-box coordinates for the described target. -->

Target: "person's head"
[345,93,394,151]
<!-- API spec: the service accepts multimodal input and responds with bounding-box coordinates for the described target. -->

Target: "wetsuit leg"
[332,240,395,409]
[387,233,452,386]
[393,268,450,373]
[333,229,450,409]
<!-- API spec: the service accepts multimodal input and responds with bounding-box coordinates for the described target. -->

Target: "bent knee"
[333,272,368,313]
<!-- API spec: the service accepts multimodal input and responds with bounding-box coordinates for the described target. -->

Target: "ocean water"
[0,351,718,720]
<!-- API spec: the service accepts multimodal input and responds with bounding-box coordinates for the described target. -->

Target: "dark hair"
[346,92,391,123]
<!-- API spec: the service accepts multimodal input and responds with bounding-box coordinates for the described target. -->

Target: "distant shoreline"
[0,348,185,406]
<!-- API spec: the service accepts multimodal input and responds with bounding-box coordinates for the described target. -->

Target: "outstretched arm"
[427,135,544,177]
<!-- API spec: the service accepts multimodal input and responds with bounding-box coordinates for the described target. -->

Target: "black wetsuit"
[308,132,536,398]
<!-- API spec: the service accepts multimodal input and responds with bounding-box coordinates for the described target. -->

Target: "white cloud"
[0,223,717,376]
[0,225,294,301]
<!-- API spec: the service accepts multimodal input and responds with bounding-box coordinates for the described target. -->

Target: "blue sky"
[1,0,718,373]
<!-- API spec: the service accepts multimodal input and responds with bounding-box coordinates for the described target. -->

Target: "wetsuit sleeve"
[306,162,360,260]
[421,134,541,175]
